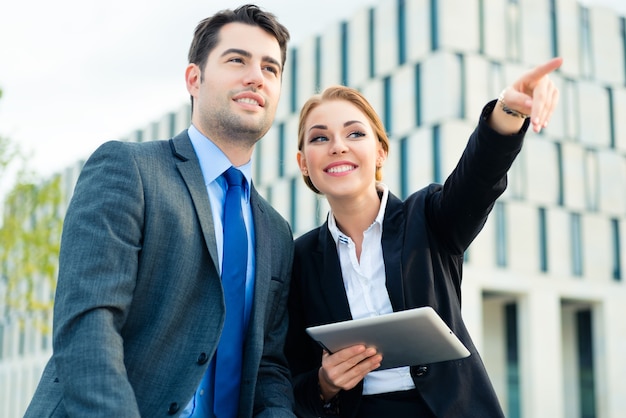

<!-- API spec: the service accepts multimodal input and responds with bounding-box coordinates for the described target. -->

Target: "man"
[24,4,295,417]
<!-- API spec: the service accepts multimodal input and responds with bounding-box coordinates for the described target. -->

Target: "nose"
[243,64,264,88]
[330,137,349,155]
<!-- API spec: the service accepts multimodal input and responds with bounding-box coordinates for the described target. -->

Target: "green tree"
[0,87,64,331]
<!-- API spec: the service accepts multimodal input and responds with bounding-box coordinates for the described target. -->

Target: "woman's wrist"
[318,376,340,415]
[318,367,340,401]
[488,91,527,135]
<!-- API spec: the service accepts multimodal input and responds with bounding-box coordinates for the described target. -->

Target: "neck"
[328,188,381,245]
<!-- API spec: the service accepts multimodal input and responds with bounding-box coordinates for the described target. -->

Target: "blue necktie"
[214,167,247,418]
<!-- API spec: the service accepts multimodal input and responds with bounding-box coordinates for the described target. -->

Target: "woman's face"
[297,99,387,200]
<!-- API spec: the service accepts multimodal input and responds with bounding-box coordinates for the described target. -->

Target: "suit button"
[413,365,429,377]
[197,352,209,365]
[167,402,179,415]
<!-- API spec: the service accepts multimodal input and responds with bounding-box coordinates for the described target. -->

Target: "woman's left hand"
[492,57,563,134]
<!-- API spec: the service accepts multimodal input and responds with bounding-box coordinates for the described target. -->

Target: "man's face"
[186,22,283,149]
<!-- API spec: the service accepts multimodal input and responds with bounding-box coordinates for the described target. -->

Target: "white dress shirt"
[327,183,415,395]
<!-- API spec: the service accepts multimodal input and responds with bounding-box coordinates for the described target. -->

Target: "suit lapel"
[169,132,220,273]
[250,187,270,323]
[317,224,353,322]
[382,193,406,312]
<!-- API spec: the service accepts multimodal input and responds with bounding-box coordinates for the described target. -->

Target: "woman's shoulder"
[294,225,324,248]
[387,185,439,211]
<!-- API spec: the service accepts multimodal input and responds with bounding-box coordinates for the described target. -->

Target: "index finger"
[525,57,563,81]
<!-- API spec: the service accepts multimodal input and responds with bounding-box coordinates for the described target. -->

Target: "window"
[290,47,298,113]
[398,0,406,65]
[607,87,616,149]
[478,0,485,54]
[562,302,598,418]
[563,79,579,140]
[482,294,521,417]
[576,310,596,418]
[383,76,392,134]
[432,125,441,183]
[580,6,593,79]
[254,137,263,183]
[505,303,521,418]
[611,218,622,281]
[583,150,599,212]
[549,0,559,58]
[621,17,626,84]
[429,0,439,51]
[168,112,176,138]
[341,22,349,86]
[556,142,564,206]
[315,36,322,92]
[495,202,508,267]
[506,0,522,61]
[368,8,376,78]
[278,123,286,178]
[399,137,409,199]
[415,63,422,127]
[290,177,297,232]
[458,53,466,119]
[538,207,548,272]
[570,213,583,277]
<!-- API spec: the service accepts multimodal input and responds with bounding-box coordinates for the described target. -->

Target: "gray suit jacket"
[24,131,295,417]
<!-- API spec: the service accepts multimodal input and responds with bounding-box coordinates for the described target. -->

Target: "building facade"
[1,0,625,417]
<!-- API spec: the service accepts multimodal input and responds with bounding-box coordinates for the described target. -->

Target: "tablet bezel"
[305,306,470,370]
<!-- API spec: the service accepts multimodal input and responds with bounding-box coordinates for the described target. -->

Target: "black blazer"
[286,102,528,418]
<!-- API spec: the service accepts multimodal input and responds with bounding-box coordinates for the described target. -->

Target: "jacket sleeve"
[286,240,362,418]
[252,210,298,417]
[52,141,144,417]
[426,100,528,255]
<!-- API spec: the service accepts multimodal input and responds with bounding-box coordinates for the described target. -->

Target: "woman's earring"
[302,168,308,176]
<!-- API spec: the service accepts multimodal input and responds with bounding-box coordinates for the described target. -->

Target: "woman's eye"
[348,131,366,138]
[309,136,328,143]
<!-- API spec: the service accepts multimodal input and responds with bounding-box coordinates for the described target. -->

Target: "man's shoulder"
[94,138,172,156]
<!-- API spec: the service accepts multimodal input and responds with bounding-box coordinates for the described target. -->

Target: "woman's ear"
[376,146,388,167]
[297,152,308,175]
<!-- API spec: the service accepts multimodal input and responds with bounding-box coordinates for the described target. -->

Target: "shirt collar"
[187,124,252,200]
[328,182,389,245]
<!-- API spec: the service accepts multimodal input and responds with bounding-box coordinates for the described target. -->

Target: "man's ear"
[185,64,201,96]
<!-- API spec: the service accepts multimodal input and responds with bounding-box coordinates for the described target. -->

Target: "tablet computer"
[305,306,470,370]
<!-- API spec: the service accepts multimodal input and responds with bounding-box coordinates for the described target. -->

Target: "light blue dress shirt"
[182,124,256,417]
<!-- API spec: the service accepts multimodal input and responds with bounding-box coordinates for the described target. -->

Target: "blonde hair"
[297,85,390,194]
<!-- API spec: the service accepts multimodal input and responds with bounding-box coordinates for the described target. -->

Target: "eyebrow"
[308,120,364,132]
[221,48,281,69]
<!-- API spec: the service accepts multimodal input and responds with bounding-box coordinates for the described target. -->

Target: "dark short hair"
[188,4,290,73]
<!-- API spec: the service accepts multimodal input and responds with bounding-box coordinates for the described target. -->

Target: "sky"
[0,0,624,187]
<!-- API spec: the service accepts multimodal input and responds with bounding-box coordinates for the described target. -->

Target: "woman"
[285,57,562,417]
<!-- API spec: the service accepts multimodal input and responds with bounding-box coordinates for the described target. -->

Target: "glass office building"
[2,0,625,416]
